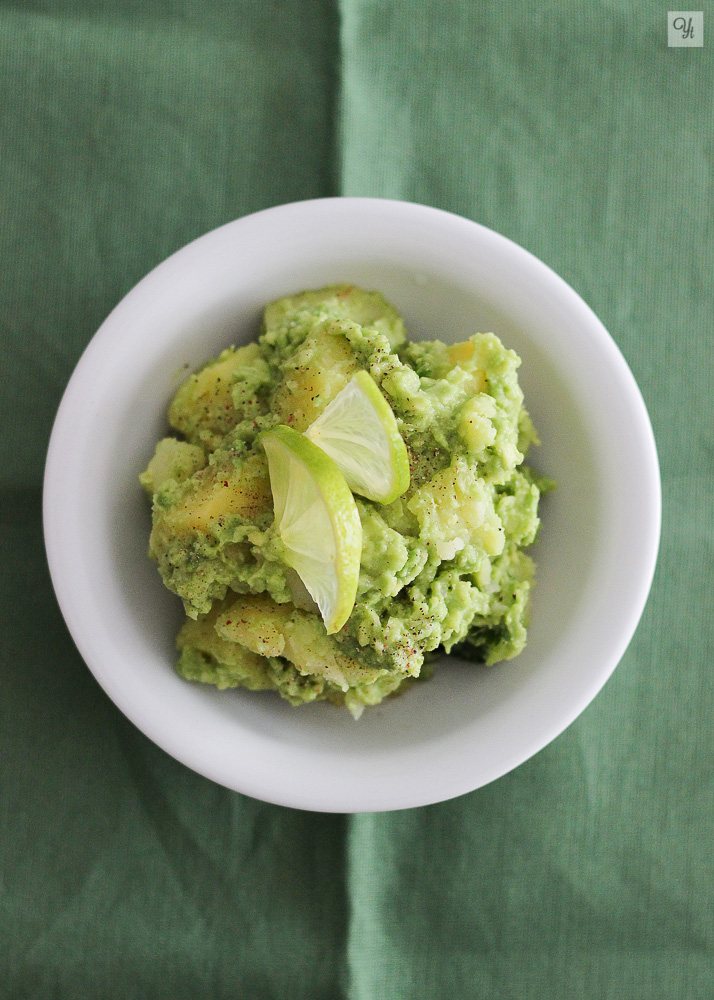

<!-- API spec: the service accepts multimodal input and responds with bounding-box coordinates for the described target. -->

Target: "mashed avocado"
[141,284,550,716]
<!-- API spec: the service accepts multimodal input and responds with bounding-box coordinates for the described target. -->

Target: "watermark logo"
[668,11,703,46]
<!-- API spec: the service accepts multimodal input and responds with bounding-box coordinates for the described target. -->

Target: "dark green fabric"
[1,1,711,996]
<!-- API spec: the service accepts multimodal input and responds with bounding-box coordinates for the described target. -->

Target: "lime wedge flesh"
[262,425,362,634]
[304,370,410,504]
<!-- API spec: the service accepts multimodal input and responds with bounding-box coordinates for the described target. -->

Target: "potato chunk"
[215,593,390,691]
[176,601,273,690]
[169,342,262,451]
[407,459,505,558]
[269,323,359,431]
[263,283,406,349]
[150,452,272,550]
[139,437,206,496]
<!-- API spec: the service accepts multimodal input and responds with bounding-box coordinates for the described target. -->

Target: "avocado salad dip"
[140,285,550,717]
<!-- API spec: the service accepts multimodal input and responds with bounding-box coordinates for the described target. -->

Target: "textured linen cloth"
[1,2,712,997]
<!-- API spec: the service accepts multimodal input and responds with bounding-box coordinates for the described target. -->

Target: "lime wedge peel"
[304,370,410,505]
[261,425,362,634]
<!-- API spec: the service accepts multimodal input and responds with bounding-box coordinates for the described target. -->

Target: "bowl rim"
[43,196,662,812]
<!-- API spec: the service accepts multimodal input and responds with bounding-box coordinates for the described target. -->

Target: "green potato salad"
[140,285,552,717]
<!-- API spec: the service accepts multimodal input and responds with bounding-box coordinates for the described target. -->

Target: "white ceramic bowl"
[43,198,660,812]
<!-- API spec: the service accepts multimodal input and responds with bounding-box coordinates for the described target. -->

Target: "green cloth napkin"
[1,1,711,996]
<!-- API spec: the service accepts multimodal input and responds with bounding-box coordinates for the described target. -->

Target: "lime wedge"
[261,424,362,634]
[304,370,410,504]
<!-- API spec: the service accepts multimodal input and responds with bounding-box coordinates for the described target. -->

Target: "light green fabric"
[1,1,711,996]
